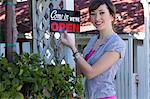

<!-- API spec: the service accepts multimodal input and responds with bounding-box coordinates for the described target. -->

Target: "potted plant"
[0,53,84,99]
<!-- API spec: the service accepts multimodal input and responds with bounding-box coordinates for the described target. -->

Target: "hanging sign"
[50,9,80,33]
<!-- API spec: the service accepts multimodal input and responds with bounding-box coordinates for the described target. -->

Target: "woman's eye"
[100,12,104,15]
[90,13,96,16]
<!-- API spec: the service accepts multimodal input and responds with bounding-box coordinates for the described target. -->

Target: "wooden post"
[5,0,17,62]
[5,0,14,62]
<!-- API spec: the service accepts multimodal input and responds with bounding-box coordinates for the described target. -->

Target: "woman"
[61,0,126,99]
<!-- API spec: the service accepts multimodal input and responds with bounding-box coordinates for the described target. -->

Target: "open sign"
[50,9,80,33]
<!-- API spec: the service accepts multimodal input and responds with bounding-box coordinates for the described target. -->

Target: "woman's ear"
[110,15,115,23]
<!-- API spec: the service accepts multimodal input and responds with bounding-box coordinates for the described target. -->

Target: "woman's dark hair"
[89,0,116,27]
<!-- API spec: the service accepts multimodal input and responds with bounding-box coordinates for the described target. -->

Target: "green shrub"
[0,53,83,99]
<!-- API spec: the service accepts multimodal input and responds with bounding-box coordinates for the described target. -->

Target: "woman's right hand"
[60,30,75,50]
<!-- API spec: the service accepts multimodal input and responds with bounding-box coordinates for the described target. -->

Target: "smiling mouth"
[95,22,103,27]
[96,21,103,25]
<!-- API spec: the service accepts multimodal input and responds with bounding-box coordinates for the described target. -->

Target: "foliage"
[0,53,84,99]
[44,64,84,98]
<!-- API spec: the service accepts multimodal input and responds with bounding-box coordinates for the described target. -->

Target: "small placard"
[50,9,80,33]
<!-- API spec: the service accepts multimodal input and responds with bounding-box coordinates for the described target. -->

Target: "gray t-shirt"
[83,33,126,99]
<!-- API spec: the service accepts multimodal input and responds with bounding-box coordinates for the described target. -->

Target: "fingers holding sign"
[60,29,75,49]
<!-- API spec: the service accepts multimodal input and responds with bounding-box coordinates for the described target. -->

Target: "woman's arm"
[76,63,82,75]
[61,32,120,79]
[73,47,120,79]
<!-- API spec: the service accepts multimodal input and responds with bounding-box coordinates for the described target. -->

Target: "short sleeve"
[105,40,126,59]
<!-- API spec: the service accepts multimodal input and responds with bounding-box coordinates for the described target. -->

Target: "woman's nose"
[96,14,100,20]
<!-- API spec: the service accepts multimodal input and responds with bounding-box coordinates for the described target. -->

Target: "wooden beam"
[5,0,14,62]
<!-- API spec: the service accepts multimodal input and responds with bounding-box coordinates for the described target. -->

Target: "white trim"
[140,0,150,99]
[32,0,38,53]
[16,0,27,2]
[64,0,75,69]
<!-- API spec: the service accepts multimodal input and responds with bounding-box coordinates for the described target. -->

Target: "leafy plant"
[0,53,84,99]
[0,56,24,99]
[44,64,84,98]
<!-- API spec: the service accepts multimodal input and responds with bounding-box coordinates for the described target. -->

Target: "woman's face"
[90,4,114,31]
